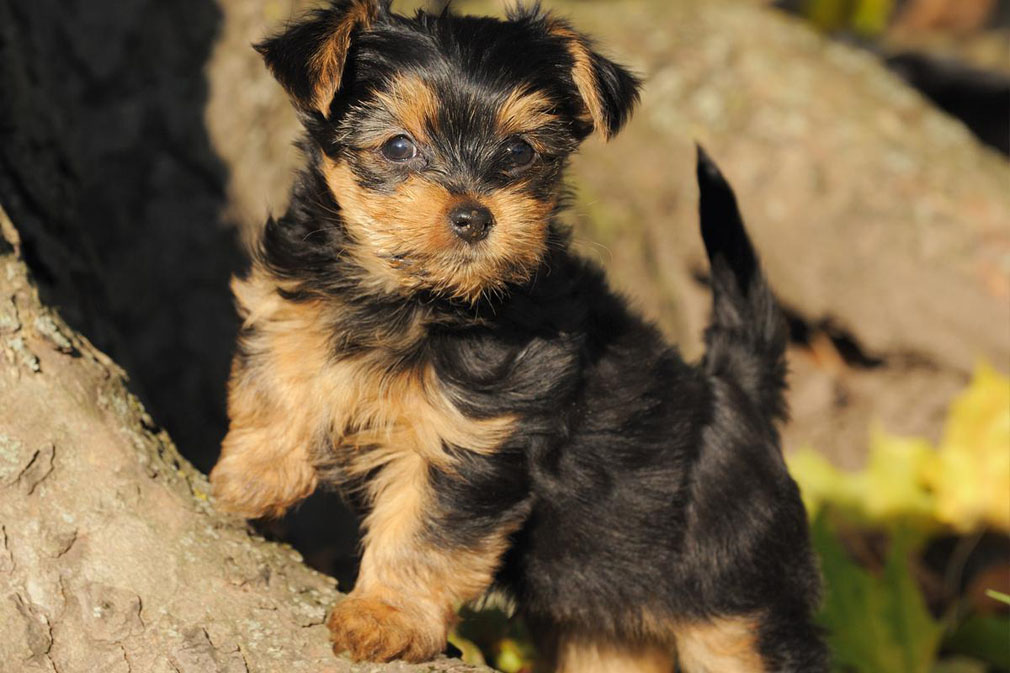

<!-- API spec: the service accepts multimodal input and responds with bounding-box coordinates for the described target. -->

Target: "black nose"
[448,203,494,243]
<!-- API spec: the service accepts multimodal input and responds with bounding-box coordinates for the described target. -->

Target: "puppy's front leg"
[329,450,524,663]
[210,353,319,519]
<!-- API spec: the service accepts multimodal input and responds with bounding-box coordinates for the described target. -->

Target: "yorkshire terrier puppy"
[209,1,829,671]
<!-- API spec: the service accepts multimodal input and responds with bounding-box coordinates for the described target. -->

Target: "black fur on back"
[698,145,789,423]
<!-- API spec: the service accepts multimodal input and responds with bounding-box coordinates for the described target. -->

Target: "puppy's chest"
[245,295,517,478]
[318,352,514,474]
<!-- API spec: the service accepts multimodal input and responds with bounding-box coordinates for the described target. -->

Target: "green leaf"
[812,513,942,673]
[804,0,850,32]
[882,530,944,672]
[447,631,486,666]
[943,614,1010,669]
[931,657,988,673]
[495,638,531,673]
[852,0,895,36]
[985,589,1010,606]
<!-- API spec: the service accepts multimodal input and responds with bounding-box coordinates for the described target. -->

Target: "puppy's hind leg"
[552,637,676,673]
[675,613,829,673]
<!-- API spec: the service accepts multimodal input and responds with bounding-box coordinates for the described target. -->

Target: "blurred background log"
[205,0,1010,473]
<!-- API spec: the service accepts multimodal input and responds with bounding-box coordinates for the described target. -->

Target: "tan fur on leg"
[330,450,520,662]
[210,422,319,519]
[675,617,766,673]
[209,272,330,518]
[556,638,675,673]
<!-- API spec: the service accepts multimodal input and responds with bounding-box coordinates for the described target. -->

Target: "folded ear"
[546,18,641,140]
[255,0,383,118]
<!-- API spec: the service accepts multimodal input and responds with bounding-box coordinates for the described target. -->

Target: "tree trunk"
[0,209,488,673]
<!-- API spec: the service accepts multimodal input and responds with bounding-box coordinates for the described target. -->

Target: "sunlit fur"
[324,63,580,303]
[210,1,829,671]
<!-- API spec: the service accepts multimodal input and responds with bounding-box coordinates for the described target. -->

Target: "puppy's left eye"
[381,135,418,162]
[504,138,536,170]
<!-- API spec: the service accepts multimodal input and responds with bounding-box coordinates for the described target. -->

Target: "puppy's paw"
[209,454,317,519]
[327,595,445,663]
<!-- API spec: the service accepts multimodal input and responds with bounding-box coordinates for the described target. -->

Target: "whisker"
[301,226,341,241]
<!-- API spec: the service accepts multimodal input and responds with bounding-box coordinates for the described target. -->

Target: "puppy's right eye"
[381,135,418,162]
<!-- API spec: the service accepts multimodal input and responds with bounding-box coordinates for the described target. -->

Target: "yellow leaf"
[790,363,1010,533]
[788,446,850,517]
[923,364,1010,532]
[789,430,934,527]
[861,427,935,523]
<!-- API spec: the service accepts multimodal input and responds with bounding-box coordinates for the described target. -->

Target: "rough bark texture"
[0,210,489,673]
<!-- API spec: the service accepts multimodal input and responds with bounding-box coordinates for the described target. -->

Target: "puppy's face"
[258,0,640,303]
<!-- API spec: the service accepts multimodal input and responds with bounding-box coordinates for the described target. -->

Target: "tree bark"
[0,210,488,673]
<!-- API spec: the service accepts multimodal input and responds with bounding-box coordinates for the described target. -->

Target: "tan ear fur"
[544,15,641,140]
[256,0,381,118]
[307,0,379,116]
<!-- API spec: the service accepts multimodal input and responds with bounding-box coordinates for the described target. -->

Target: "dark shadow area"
[259,490,364,590]
[774,0,1010,156]
[887,52,1010,155]
[0,0,364,587]
[0,0,239,472]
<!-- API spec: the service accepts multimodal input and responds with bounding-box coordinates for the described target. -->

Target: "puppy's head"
[258,0,640,303]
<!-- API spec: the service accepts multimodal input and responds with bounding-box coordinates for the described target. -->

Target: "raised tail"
[696,145,788,422]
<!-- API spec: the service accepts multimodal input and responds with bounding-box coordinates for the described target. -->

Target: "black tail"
[696,145,788,421]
